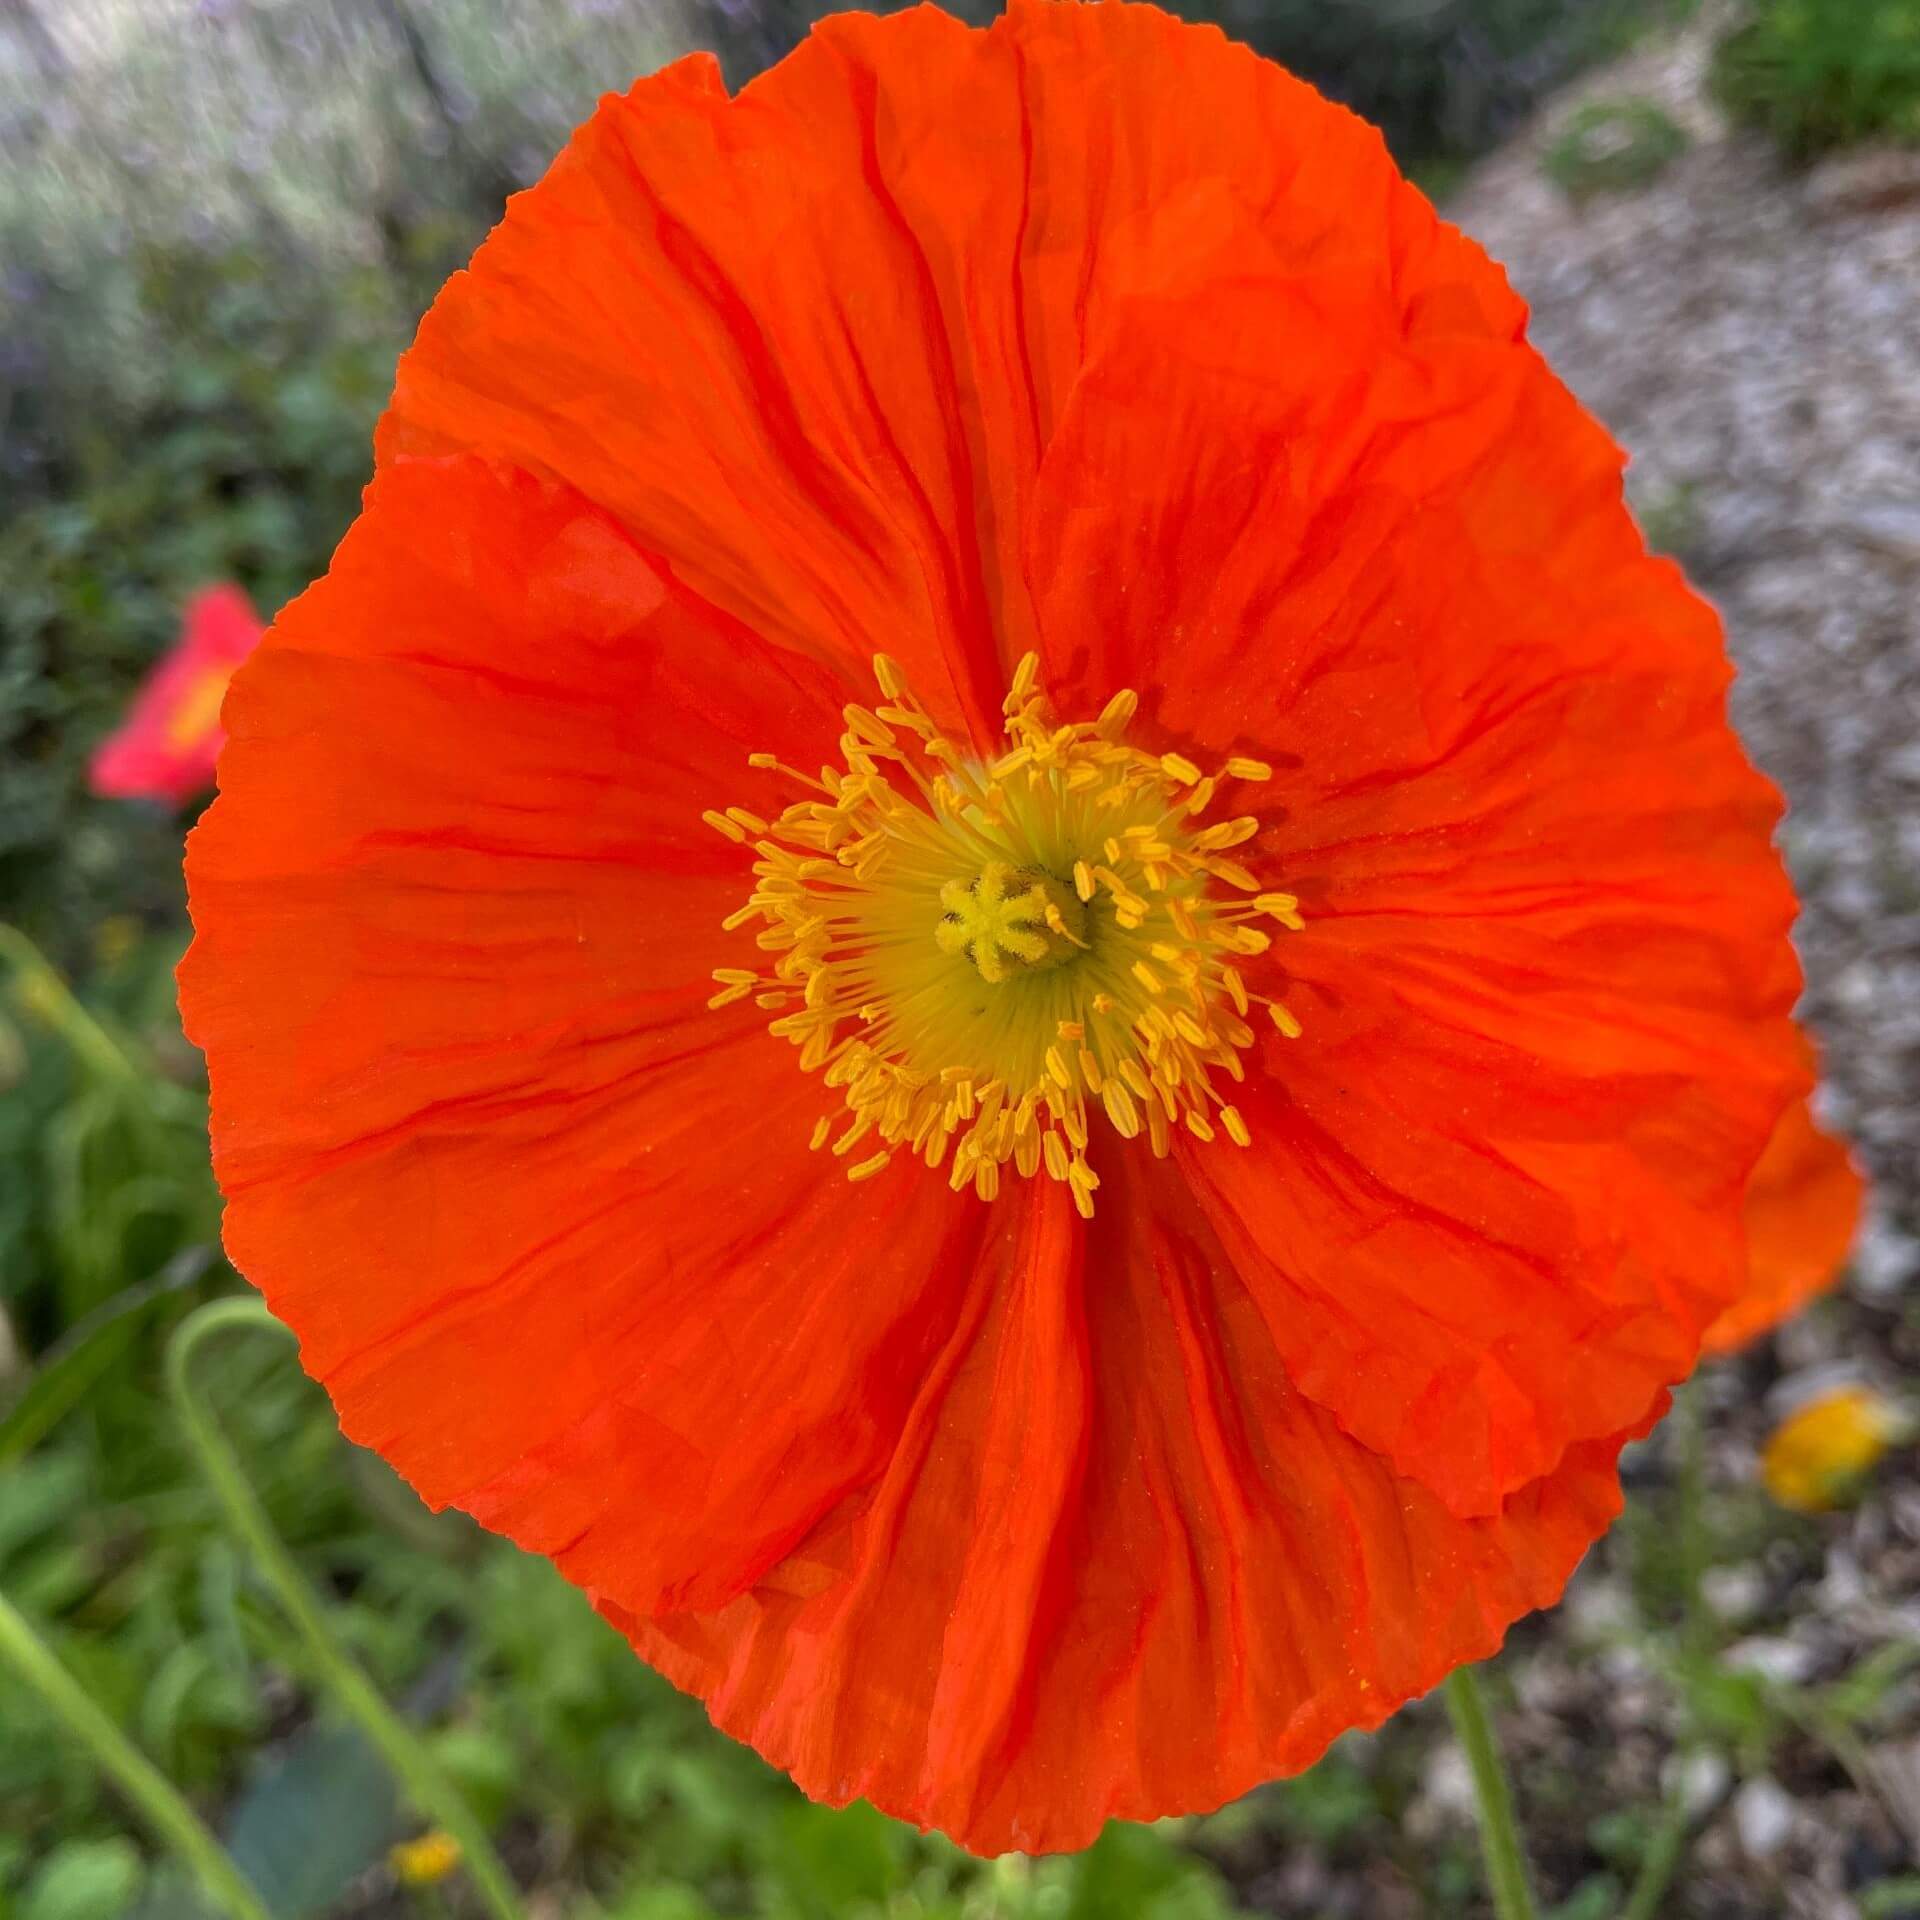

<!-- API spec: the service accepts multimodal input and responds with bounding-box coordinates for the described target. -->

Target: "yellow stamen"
[704,658,1304,1211]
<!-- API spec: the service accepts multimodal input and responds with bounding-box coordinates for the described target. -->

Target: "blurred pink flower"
[90,585,262,806]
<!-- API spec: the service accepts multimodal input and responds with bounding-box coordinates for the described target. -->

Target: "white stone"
[1733,1776,1797,1860]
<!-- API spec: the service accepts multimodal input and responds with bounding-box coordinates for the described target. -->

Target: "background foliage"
[1711,0,1920,161]
[0,0,1706,966]
[2,1,1915,1916]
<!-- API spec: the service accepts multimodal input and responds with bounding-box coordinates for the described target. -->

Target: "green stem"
[1773,1684,1902,1842]
[1617,1785,1691,1920]
[0,1587,271,1920]
[1672,1385,1710,1663]
[167,1297,525,1920]
[1445,1665,1539,1920]
[0,923,139,1085]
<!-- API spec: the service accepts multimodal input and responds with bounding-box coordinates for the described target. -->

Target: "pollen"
[705,655,1303,1214]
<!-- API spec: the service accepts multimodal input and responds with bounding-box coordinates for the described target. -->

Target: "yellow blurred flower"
[8,960,63,1029]
[1761,1385,1905,1513]
[389,1831,462,1888]
[93,915,142,969]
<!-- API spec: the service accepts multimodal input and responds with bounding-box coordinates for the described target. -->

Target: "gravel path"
[1210,27,1920,1918]
[1451,7,1920,1285]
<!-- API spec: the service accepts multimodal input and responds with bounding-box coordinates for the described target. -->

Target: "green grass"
[1542,99,1691,200]
[4,925,1894,1920]
[0,937,1251,1918]
[1713,0,1920,160]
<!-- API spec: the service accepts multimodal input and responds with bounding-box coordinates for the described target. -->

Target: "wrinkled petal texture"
[181,0,1835,1857]
[1706,1078,1862,1355]
[613,1163,1646,1851]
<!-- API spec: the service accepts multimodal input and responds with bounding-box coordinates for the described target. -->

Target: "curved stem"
[1618,1785,1691,1920]
[0,1587,271,1920]
[0,923,139,1085]
[1445,1664,1539,1920]
[167,1297,525,1920]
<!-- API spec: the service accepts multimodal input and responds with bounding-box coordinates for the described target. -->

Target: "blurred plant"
[1631,478,1705,561]
[1713,0,1920,161]
[90,586,264,809]
[3,1219,1250,1918]
[0,1586,272,1920]
[1445,1670,1537,1920]
[166,1297,525,1920]
[0,926,216,1340]
[0,1307,379,1875]
[1761,1383,1908,1512]
[0,245,400,962]
[1541,98,1690,200]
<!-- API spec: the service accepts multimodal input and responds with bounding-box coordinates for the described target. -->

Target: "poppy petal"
[379,22,1019,747]
[1018,190,1801,1515]
[376,0,1525,758]
[182,454,984,1613]
[1706,1065,1863,1354]
[177,0,1856,1856]
[611,1156,1639,1854]
[91,583,264,806]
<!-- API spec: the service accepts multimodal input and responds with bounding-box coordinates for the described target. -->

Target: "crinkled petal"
[176,0,1852,1859]
[181,454,982,1613]
[376,0,1524,755]
[608,1158,1641,1855]
[1024,189,1804,1514]
[379,20,1018,746]
[1706,1043,1863,1353]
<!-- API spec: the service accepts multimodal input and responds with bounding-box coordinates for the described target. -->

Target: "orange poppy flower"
[91,584,262,807]
[1708,1050,1862,1355]
[180,1,1859,1855]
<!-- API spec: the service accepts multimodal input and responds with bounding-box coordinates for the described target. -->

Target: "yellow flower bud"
[1761,1385,1904,1513]
[389,1831,462,1888]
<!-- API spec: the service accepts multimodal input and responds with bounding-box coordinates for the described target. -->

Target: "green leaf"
[1063,1824,1235,1920]
[1547,1876,1622,1920]
[0,1454,88,1564]
[604,1892,719,1920]
[765,1800,906,1914]
[0,1250,214,1468]
[20,1840,143,1920]
[426,1726,519,1830]
[1823,1641,1920,1728]
[1861,1876,1920,1919]
[223,1725,399,1920]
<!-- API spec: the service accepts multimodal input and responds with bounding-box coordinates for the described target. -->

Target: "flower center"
[703,654,1302,1215]
[164,666,233,752]
[936,861,1088,982]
